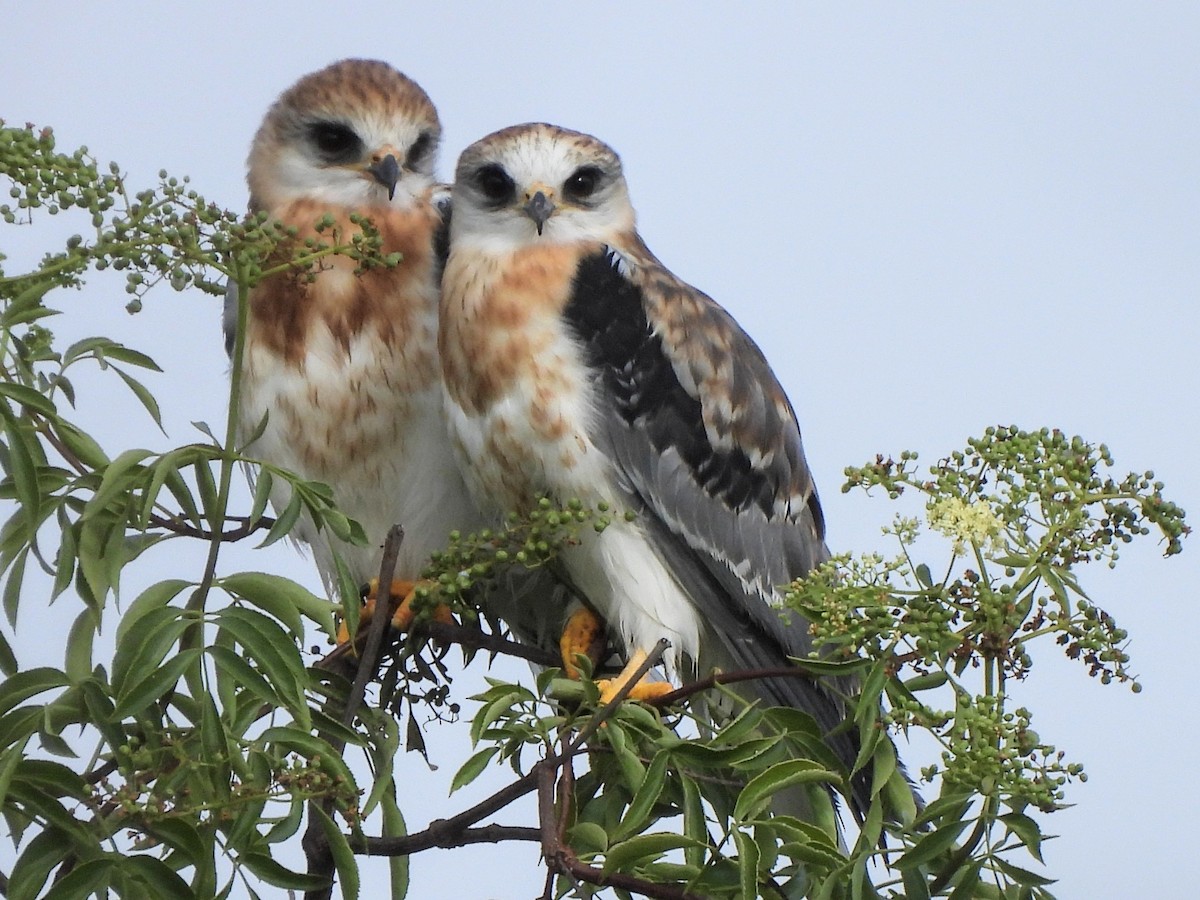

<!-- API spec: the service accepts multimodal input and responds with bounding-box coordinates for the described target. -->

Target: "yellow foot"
[335,578,451,644]
[595,648,676,705]
[559,606,607,679]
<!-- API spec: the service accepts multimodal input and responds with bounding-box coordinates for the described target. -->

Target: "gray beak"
[523,191,555,235]
[368,154,401,200]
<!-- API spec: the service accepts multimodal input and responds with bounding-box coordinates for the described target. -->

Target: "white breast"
[239,319,482,588]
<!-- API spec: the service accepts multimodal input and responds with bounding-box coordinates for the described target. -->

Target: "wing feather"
[563,247,859,773]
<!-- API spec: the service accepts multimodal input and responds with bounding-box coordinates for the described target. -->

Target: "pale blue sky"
[3,4,1198,897]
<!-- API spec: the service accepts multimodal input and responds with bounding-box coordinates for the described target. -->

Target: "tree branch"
[147,512,273,541]
[304,526,405,900]
[646,665,817,708]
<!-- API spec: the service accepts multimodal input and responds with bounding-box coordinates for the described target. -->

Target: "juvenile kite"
[226,59,480,619]
[439,123,865,796]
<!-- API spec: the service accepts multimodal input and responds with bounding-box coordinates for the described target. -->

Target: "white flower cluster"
[926,496,1006,556]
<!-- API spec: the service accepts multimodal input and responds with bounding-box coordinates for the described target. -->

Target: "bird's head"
[247,58,441,212]
[450,123,636,251]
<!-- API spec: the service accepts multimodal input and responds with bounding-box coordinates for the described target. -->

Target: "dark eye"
[563,166,602,201]
[475,164,515,204]
[406,131,435,168]
[308,122,361,161]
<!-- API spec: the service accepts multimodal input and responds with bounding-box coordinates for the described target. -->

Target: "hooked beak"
[367,153,401,200]
[523,191,555,235]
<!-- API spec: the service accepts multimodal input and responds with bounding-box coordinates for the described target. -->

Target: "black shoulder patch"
[563,251,776,516]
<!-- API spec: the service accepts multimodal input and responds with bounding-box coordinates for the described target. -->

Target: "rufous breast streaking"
[227,59,480,589]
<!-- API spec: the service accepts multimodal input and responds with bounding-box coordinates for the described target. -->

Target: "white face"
[450,124,637,252]
[267,113,438,209]
[249,68,441,213]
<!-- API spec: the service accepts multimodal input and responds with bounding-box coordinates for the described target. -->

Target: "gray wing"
[562,246,861,781]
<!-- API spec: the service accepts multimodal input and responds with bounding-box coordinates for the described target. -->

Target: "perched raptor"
[226,59,480,617]
[439,123,869,809]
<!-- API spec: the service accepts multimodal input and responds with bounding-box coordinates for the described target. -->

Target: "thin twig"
[357,824,540,854]
[147,512,273,541]
[646,665,817,708]
[304,527,405,900]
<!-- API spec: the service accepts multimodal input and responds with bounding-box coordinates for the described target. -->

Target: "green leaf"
[115,579,191,644]
[113,648,202,718]
[869,733,897,800]
[3,547,27,628]
[381,788,409,899]
[602,833,701,876]
[95,343,162,372]
[240,851,329,891]
[222,571,332,638]
[0,667,70,718]
[450,746,498,794]
[680,775,706,869]
[215,606,310,727]
[264,795,307,845]
[0,627,16,677]
[146,817,207,869]
[1000,811,1045,863]
[915,563,934,588]
[110,605,190,696]
[116,855,193,899]
[0,736,31,809]
[82,447,153,518]
[0,382,56,417]
[209,645,281,714]
[995,858,1056,887]
[311,805,360,900]
[612,749,669,842]
[947,861,984,900]
[732,829,760,900]
[3,414,41,520]
[260,486,302,546]
[52,421,109,469]
[248,467,275,528]
[902,670,949,692]
[901,865,934,900]
[568,821,610,855]
[469,690,523,746]
[112,366,163,430]
[895,819,969,870]
[41,856,114,900]
[734,759,840,821]
[6,827,70,900]
[64,608,98,683]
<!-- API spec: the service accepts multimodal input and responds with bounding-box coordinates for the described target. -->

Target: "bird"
[225,59,481,627]
[438,122,873,814]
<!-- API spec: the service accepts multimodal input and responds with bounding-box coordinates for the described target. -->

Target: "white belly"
[239,326,482,589]
[444,376,702,671]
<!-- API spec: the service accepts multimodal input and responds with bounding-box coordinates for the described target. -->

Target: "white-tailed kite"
[226,59,480,624]
[439,123,867,806]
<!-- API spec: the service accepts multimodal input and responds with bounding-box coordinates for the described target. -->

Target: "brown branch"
[349,640,672,865]
[354,768,542,855]
[646,665,818,708]
[424,619,561,668]
[357,824,540,854]
[147,512,273,542]
[538,760,707,900]
[304,526,405,900]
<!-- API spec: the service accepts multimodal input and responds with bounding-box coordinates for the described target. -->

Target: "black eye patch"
[475,163,516,205]
[563,165,604,202]
[307,121,363,163]
[406,131,435,168]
